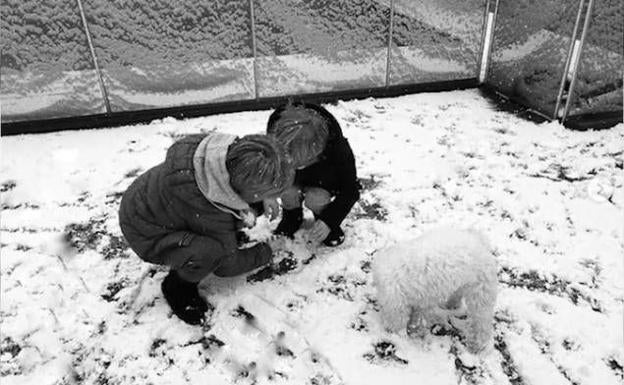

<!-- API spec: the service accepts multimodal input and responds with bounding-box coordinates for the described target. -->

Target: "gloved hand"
[263,197,281,221]
[267,235,287,253]
[307,220,330,245]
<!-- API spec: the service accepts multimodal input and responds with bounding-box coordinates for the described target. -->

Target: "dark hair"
[266,104,330,168]
[226,134,294,202]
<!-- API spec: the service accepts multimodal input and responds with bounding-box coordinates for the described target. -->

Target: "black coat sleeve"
[316,137,360,229]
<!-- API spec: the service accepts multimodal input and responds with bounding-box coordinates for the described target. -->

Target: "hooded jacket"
[267,103,361,230]
[118,133,272,279]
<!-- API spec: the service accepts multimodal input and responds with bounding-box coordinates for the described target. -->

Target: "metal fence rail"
[0,0,620,133]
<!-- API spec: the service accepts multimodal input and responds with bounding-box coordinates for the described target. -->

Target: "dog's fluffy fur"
[372,227,497,353]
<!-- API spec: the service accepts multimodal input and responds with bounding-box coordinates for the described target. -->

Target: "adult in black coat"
[266,102,361,246]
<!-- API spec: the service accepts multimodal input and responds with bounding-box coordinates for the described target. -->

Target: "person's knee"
[175,259,211,283]
[280,186,302,210]
[303,187,332,214]
[164,249,210,283]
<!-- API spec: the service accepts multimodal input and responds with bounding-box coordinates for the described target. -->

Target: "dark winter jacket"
[118,133,272,280]
[267,103,361,230]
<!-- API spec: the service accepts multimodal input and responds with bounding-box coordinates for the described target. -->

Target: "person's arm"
[213,243,273,277]
[213,239,273,277]
[316,137,360,229]
[157,231,272,278]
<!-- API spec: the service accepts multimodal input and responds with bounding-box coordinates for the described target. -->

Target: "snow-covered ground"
[1,89,623,385]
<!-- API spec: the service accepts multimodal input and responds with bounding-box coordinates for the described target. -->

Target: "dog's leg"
[428,291,469,331]
[407,307,427,338]
[462,283,497,354]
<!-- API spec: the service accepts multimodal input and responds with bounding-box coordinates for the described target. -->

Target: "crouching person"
[266,102,361,246]
[119,132,294,325]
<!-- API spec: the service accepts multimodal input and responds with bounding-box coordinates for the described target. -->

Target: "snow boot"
[161,270,208,325]
[323,227,345,247]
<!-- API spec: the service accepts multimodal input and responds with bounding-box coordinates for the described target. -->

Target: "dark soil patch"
[15,244,32,251]
[63,215,130,259]
[350,313,368,332]
[0,180,17,192]
[353,200,388,221]
[102,234,130,260]
[531,326,581,385]
[149,338,167,357]
[232,305,256,323]
[101,280,127,302]
[0,337,21,358]
[562,338,580,351]
[498,266,603,312]
[104,191,124,206]
[359,176,383,191]
[274,332,296,359]
[247,253,298,283]
[606,357,624,380]
[316,274,362,302]
[364,340,408,365]
[124,168,142,178]
[1,202,40,210]
[64,218,108,253]
[494,333,525,385]
[184,334,225,351]
[449,344,483,385]
[527,163,597,183]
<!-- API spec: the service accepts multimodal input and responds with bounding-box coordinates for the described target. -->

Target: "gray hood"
[193,132,250,215]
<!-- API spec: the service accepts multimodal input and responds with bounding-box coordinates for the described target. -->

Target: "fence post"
[384,0,395,87]
[477,0,499,84]
[554,0,586,119]
[249,0,260,100]
[75,0,111,114]
[561,0,594,122]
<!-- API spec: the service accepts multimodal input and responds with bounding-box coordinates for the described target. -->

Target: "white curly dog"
[372,227,497,353]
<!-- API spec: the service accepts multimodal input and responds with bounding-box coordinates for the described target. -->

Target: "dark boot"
[275,208,303,238]
[323,227,345,247]
[161,270,208,325]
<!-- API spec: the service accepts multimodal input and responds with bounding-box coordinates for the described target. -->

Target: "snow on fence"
[0,0,621,127]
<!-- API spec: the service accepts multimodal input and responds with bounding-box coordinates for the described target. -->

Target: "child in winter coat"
[119,132,294,325]
[266,102,360,246]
